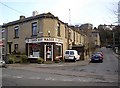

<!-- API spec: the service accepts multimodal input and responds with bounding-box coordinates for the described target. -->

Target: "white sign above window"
[25,37,63,43]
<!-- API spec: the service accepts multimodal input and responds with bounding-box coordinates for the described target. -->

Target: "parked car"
[106,45,112,48]
[0,60,6,67]
[94,51,103,59]
[91,54,103,63]
[64,50,80,62]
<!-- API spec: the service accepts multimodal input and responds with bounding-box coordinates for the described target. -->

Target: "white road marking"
[63,79,73,81]
[28,77,41,79]
[45,77,53,80]
[12,76,23,79]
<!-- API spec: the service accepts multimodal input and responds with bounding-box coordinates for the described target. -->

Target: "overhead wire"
[0,2,28,16]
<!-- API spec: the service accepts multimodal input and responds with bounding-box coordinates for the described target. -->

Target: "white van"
[64,50,80,62]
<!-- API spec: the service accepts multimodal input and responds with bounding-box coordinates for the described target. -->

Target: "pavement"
[7,60,90,68]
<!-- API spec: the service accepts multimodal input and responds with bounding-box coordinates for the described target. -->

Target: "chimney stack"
[20,15,25,20]
[33,11,38,16]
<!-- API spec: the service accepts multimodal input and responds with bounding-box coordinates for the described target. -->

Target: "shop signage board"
[25,37,63,43]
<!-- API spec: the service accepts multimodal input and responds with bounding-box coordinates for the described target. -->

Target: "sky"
[0,0,119,27]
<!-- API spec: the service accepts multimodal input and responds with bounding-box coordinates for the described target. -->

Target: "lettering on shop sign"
[26,38,63,43]
[44,38,54,41]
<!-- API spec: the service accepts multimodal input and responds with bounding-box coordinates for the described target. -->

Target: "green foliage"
[20,55,28,63]
[8,55,16,64]
[37,57,44,64]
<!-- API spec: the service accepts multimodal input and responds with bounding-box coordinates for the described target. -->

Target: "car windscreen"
[70,51,74,55]
[65,51,69,54]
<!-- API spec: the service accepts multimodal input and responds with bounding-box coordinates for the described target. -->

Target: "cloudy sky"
[0,0,119,27]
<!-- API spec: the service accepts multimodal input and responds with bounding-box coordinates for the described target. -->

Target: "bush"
[20,55,28,63]
[37,57,44,64]
[8,55,16,64]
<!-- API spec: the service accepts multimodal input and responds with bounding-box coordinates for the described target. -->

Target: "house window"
[2,29,5,39]
[68,30,71,40]
[32,22,37,36]
[65,26,68,38]
[14,44,18,52]
[14,26,19,38]
[74,32,75,42]
[2,47,5,55]
[77,33,78,42]
[57,23,60,36]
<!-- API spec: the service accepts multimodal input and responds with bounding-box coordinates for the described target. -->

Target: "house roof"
[2,12,65,27]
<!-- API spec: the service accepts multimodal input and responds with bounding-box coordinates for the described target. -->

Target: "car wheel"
[73,57,76,62]
[100,60,103,63]
[65,59,67,62]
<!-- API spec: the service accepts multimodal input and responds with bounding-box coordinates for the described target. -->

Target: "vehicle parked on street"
[91,54,103,63]
[64,50,80,62]
[93,51,103,59]
[106,45,112,48]
[0,60,6,68]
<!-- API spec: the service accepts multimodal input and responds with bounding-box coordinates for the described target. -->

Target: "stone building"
[2,12,87,62]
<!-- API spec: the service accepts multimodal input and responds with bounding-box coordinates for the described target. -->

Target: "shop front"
[25,37,63,62]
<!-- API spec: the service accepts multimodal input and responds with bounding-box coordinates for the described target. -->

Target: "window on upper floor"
[2,29,5,39]
[74,32,75,41]
[65,26,68,38]
[32,22,38,36]
[68,29,71,39]
[76,33,78,42]
[14,26,19,38]
[2,47,5,55]
[57,23,60,36]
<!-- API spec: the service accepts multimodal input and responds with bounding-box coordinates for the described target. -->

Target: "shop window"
[29,44,40,57]
[14,26,19,38]
[56,45,62,56]
[32,22,38,36]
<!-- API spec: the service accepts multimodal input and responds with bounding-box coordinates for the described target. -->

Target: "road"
[2,47,119,86]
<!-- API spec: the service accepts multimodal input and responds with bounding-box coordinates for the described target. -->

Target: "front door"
[44,44,53,61]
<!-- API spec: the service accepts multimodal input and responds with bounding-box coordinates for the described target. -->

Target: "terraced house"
[2,12,95,62]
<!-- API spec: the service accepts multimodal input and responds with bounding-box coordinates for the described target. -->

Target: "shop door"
[44,45,53,61]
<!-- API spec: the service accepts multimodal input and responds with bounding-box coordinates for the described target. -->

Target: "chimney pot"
[20,15,25,20]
